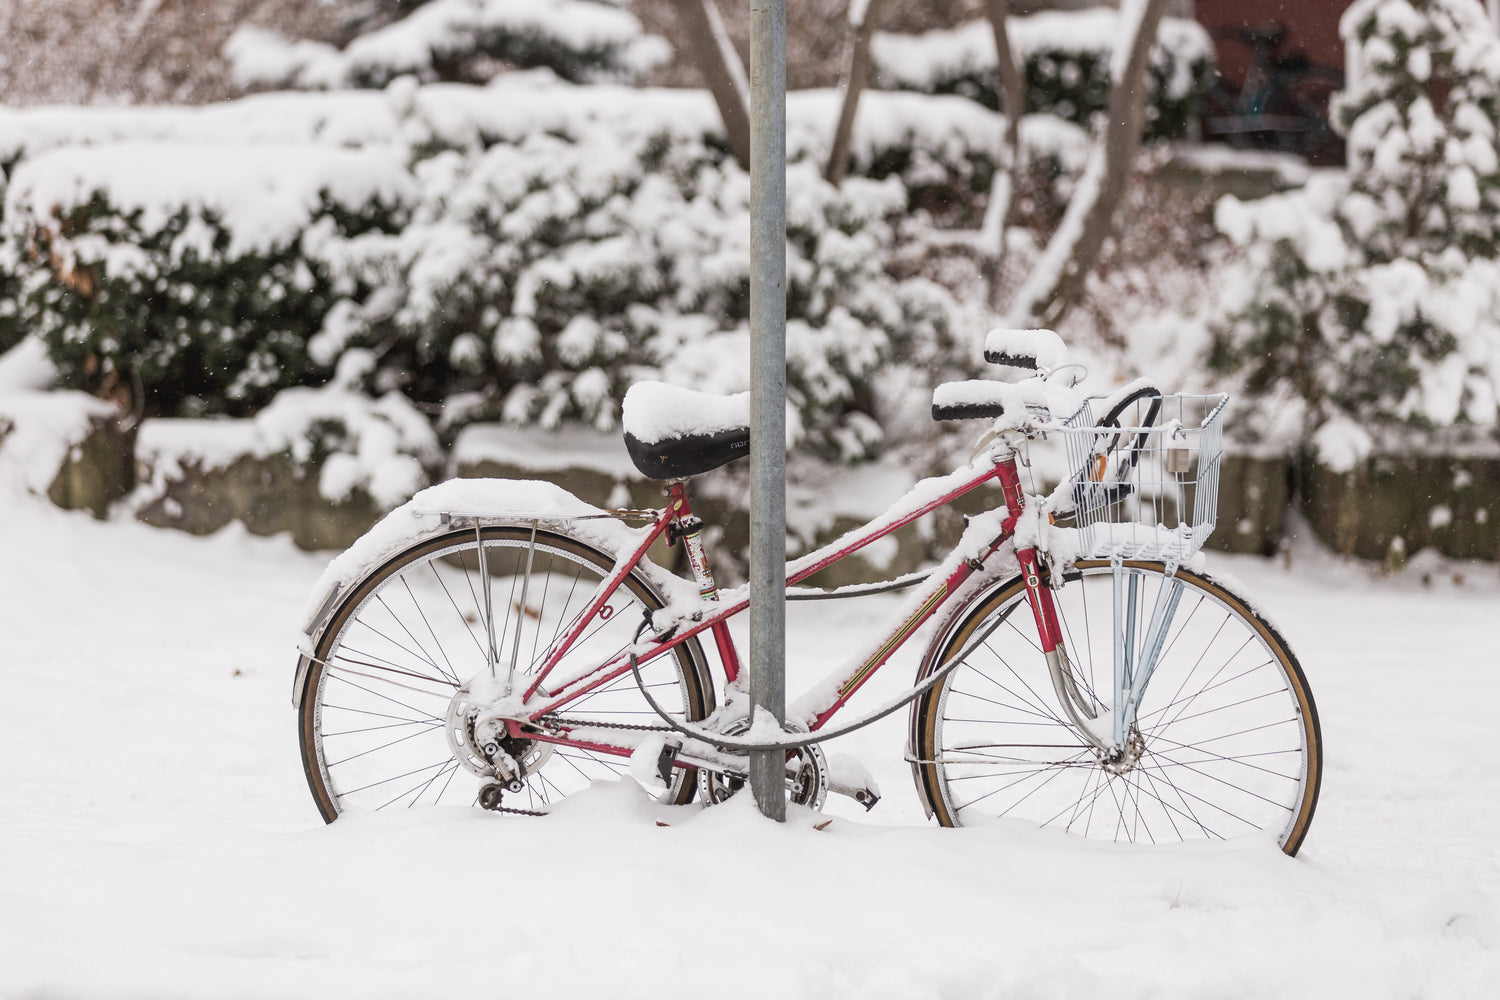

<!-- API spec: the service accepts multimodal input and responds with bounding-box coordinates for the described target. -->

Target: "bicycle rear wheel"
[910,561,1321,854]
[298,525,713,822]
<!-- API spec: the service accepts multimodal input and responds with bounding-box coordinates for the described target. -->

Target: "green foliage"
[321,130,967,460]
[10,193,404,417]
[0,88,997,461]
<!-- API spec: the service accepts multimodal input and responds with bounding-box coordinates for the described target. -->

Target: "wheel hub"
[1096,727,1147,776]
[444,680,553,780]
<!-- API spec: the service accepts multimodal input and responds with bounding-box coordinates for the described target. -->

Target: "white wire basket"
[1057,393,1228,562]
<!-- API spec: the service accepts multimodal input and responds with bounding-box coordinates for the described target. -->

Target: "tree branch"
[1006,0,1170,328]
[983,0,1025,308]
[673,0,752,171]
[826,0,889,186]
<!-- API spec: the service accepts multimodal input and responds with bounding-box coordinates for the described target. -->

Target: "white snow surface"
[225,0,668,91]
[451,423,640,479]
[871,10,1212,100]
[0,83,1002,176]
[0,482,1498,995]
[0,489,1497,996]
[4,142,413,257]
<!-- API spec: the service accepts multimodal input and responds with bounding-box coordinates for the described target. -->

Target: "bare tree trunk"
[1006,0,1170,328]
[825,0,889,186]
[673,0,752,171]
[983,0,1025,309]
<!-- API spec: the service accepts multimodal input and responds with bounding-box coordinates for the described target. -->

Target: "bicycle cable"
[618,597,1012,753]
[785,567,933,601]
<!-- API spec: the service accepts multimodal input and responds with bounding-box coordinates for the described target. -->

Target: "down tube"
[806,533,1010,731]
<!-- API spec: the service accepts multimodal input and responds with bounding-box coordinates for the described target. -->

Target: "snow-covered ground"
[1,487,1496,998]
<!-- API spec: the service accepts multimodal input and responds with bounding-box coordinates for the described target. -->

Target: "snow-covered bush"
[0,248,22,357]
[239,360,441,511]
[225,0,669,91]
[134,359,442,537]
[323,121,967,461]
[2,143,412,417]
[1206,0,1500,446]
[871,10,1214,141]
[0,82,986,461]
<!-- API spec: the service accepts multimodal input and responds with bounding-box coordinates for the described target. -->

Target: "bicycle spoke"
[322,718,443,739]
[399,575,462,686]
[303,528,708,821]
[923,562,1318,851]
[403,759,462,809]
[325,724,442,769]
[322,702,440,728]
[372,591,451,682]
[427,558,490,664]
[340,759,453,799]
[325,671,444,724]
[327,645,459,691]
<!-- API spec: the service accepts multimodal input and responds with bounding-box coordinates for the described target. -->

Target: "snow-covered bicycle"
[293,329,1322,854]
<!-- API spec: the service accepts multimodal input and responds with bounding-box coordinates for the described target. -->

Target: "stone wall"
[1300,451,1500,563]
[11,411,1500,570]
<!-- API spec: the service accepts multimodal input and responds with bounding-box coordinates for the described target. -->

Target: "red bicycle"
[294,330,1322,853]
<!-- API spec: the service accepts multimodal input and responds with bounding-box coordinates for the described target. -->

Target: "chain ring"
[695,717,829,810]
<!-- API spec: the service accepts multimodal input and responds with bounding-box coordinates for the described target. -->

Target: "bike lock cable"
[784,567,933,602]
[620,603,1012,753]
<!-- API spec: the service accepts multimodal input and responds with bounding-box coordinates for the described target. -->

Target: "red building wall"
[1195,0,1349,87]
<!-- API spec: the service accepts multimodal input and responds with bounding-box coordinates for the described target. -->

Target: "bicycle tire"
[910,560,1321,854]
[298,525,713,822]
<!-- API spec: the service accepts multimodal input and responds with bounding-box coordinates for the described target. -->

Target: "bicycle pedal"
[826,752,881,811]
[655,739,682,787]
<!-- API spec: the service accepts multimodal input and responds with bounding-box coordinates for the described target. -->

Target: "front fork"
[998,462,1183,756]
[1015,546,1107,752]
[1019,548,1184,757]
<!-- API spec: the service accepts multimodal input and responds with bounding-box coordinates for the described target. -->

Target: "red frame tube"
[513,451,1069,759]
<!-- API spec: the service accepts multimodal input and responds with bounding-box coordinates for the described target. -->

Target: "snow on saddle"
[622,382,750,480]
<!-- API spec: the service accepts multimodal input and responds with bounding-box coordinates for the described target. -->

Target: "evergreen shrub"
[1207,0,1500,447]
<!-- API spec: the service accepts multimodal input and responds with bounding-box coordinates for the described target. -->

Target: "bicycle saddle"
[621,381,751,480]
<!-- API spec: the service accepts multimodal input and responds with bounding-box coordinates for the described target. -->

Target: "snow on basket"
[1058,393,1227,562]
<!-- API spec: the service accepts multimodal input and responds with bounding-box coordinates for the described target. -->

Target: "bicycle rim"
[298,526,711,821]
[912,561,1321,854]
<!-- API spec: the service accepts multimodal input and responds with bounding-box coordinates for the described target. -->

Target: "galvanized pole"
[748,0,787,821]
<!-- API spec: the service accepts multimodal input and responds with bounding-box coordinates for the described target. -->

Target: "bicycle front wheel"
[298,526,713,822]
[910,561,1321,854]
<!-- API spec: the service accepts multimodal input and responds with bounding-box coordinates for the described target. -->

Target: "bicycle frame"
[489,440,1077,763]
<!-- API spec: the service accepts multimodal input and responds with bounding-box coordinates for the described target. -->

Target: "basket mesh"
[1057,393,1227,562]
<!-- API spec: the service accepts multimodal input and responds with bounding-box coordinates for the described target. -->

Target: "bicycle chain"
[489,801,550,818]
[537,714,673,733]
[480,715,679,818]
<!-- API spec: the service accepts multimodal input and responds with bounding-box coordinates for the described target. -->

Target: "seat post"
[665,481,718,602]
[664,480,744,685]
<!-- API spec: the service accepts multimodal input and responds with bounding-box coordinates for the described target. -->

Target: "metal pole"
[748,0,787,822]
